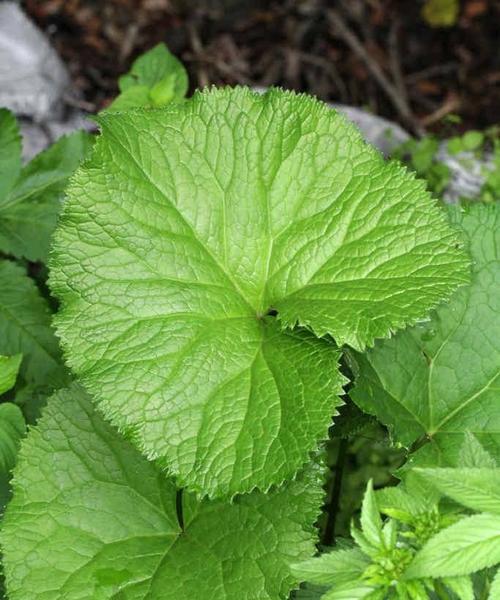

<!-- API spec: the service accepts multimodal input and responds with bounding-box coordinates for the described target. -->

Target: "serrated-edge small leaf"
[0,130,92,261]
[0,260,66,387]
[415,467,500,515]
[405,513,500,579]
[0,403,25,475]
[489,568,500,599]
[442,575,474,600]
[459,432,497,468]
[322,581,375,600]
[360,480,383,547]
[292,548,369,586]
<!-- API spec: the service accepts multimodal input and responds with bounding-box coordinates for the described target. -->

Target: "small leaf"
[294,583,328,599]
[0,354,22,395]
[322,581,375,600]
[0,402,25,508]
[415,467,500,514]
[291,548,369,586]
[361,480,383,547]
[422,0,459,27]
[376,486,425,519]
[459,432,497,468]
[0,108,21,201]
[405,514,500,579]
[403,579,431,600]
[2,384,324,600]
[149,74,178,106]
[105,85,151,112]
[0,260,67,388]
[108,43,188,111]
[443,575,474,600]
[462,131,484,152]
[489,569,500,599]
[0,403,25,475]
[351,526,378,558]
[50,87,468,497]
[0,131,93,261]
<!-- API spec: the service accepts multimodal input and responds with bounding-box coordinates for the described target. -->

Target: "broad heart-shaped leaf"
[49,87,468,497]
[0,354,22,395]
[404,513,500,579]
[350,202,500,463]
[0,130,92,262]
[2,384,323,600]
[0,108,21,201]
[0,260,67,388]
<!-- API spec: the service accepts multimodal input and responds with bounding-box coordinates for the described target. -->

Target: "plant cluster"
[0,44,499,599]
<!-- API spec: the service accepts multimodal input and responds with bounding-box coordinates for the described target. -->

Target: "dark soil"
[25,0,500,135]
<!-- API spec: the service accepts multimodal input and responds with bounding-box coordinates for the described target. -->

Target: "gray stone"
[0,2,69,121]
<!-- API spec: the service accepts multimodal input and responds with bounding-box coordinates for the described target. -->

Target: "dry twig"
[328,9,424,136]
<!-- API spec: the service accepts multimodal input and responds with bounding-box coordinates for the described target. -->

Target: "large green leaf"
[350,203,500,462]
[0,260,66,388]
[49,87,468,496]
[0,131,92,262]
[2,384,323,600]
[0,109,21,202]
[404,513,500,579]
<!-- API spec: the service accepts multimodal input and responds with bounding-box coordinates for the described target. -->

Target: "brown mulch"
[24,0,500,135]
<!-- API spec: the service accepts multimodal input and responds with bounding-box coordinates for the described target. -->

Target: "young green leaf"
[442,575,474,600]
[2,384,323,600]
[0,108,21,201]
[0,403,25,475]
[0,354,22,395]
[0,260,67,388]
[405,513,500,579]
[350,203,500,463]
[459,432,497,468]
[375,486,426,520]
[489,569,500,599]
[50,87,468,497]
[321,581,376,600]
[0,131,92,262]
[361,480,383,547]
[0,402,25,508]
[294,584,328,599]
[108,43,188,111]
[291,548,369,586]
[414,467,500,515]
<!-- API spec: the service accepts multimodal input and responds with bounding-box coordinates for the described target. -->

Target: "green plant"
[106,43,188,112]
[293,434,500,599]
[0,43,499,600]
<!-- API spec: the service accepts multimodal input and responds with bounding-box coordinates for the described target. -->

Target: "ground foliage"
[1,39,500,600]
